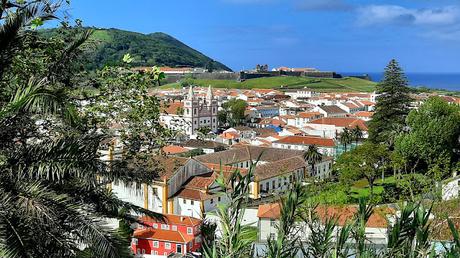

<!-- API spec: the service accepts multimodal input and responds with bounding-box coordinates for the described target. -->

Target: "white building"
[257,203,392,244]
[284,88,318,100]
[160,86,218,138]
[183,86,218,137]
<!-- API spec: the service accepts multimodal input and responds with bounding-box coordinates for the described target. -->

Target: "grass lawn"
[91,30,113,42]
[160,76,377,92]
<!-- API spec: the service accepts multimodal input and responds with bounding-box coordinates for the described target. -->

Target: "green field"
[160,76,377,92]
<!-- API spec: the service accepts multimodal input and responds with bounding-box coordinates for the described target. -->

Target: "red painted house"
[131,214,202,257]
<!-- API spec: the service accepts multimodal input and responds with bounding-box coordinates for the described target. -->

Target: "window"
[194,120,197,125]
[177,244,182,254]
[270,219,276,227]
[153,241,159,248]
[218,196,221,202]
[191,200,194,205]
[189,242,193,249]
[172,225,177,231]
[153,223,158,229]
[137,250,140,255]
[266,182,269,190]
[187,227,193,235]
[272,180,275,189]
[142,249,146,254]
[270,233,276,239]
[161,224,170,230]
[210,198,214,204]
[165,242,171,250]
[132,238,138,245]
[183,199,186,204]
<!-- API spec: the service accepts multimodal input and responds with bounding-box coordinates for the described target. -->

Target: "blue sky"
[64,0,460,73]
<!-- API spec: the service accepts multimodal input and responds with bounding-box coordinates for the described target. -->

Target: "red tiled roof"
[355,111,374,118]
[298,112,322,119]
[221,131,240,140]
[161,102,184,115]
[274,136,336,147]
[175,188,214,201]
[259,118,286,126]
[315,206,393,228]
[359,100,376,106]
[309,117,368,131]
[258,203,281,219]
[162,145,189,155]
[133,228,194,243]
[344,102,359,109]
[139,214,201,227]
[258,203,392,228]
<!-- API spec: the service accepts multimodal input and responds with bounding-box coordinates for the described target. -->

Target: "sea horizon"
[342,72,460,92]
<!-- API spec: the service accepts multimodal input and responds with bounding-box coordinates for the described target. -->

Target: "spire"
[206,85,213,101]
[188,85,194,100]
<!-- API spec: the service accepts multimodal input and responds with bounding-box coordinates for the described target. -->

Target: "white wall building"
[183,86,218,137]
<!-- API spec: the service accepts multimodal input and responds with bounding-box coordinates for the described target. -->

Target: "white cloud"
[357,5,460,27]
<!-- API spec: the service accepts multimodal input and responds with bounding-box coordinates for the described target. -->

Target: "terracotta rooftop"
[258,203,281,219]
[174,188,215,201]
[162,145,189,155]
[160,102,184,115]
[139,214,201,227]
[355,111,374,118]
[258,203,393,228]
[195,146,304,165]
[133,228,194,243]
[274,135,336,147]
[298,112,323,119]
[255,156,307,180]
[309,117,368,131]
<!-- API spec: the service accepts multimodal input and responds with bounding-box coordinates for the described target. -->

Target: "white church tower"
[183,85,218,137]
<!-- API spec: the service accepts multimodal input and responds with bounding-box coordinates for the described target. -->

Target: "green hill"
[42,28,232,71]
[161,76,377,92]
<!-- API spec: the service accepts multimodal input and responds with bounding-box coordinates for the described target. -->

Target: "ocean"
[342,73,460,92]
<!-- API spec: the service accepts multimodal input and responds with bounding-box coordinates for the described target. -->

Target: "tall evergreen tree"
[368,59,412,145]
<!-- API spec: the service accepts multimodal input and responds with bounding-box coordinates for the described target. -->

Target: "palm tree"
[351,125,363,148]
[0,2,165,256]
[303,145,323,177]
[0,0,58,79]
[339,127,352,153]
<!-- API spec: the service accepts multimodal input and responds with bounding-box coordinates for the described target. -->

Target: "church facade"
[182,86,218,137]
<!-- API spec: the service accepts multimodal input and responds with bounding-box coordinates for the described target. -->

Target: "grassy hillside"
[42,28,232,71]
[161,76,377,92]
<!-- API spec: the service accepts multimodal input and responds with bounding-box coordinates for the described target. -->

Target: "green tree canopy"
[336,142,390,194]
[368,59,412,145]
[394,96,460,178]
[222,98,247,126]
